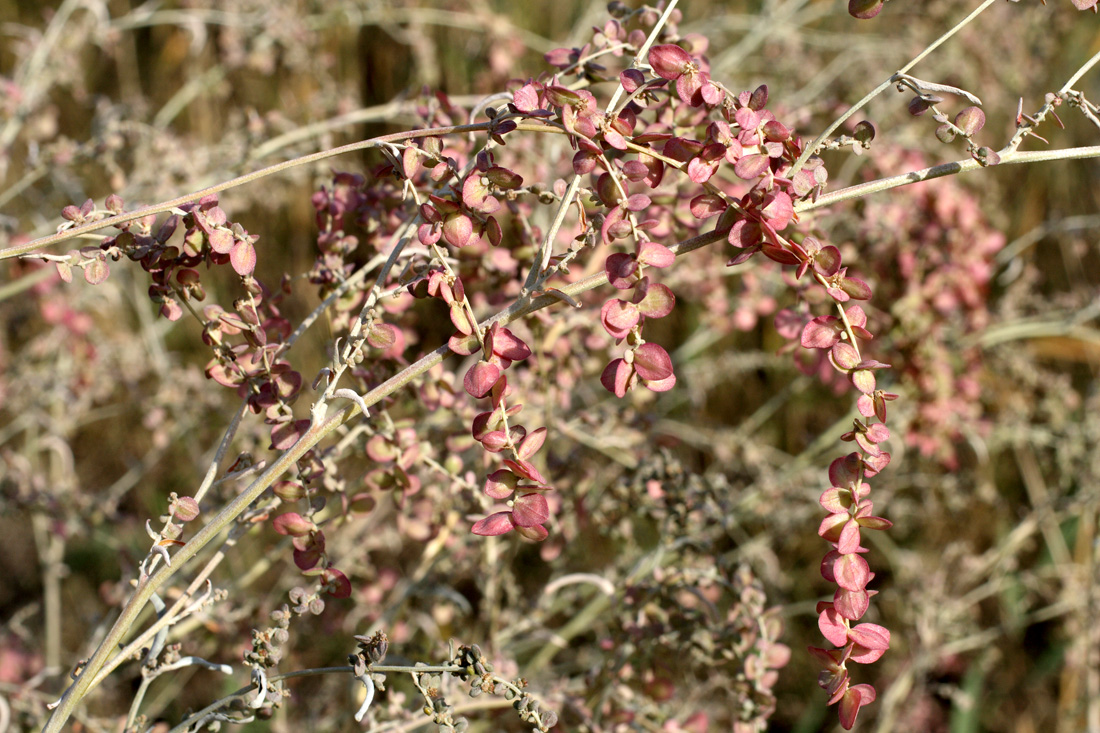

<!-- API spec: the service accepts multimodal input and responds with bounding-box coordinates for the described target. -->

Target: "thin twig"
[790,0,1001,176]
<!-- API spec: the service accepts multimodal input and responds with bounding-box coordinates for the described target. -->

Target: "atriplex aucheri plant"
[2,0,1099,731]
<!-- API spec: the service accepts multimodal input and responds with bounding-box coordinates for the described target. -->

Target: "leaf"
[273,481,306,502]
[462,174,500,214]
[848,0,884,19]
[647,44,692,80]
[484,470,518,500]
[728,218,763,248]
[471,511,515,536]
[516,427,547,460]
[748,84,769,110]
[208,228,234,254]
[848,623,891,653]
[601,299,639,339]
[818,605,849,647]
[834,553,871,592]
[636,282,675,319]
[490,327,532,362]
[366,435,398,462]
[323,568,352,599]
[686,156,718,183]
[834,587,869,620]
[84,258,109,285]
[543,85,582,108]
[601,358,631,398]
[502,459,547,484]
[514,523,549,541]
[173,496,200,521]
[734,154,770,179]
[464,361,501,399]
[511,493,549,527]
[230,239,257,275]
[633,343,673,382]
[442,213,474,248]
[619,68,645,92]
[367,323,398,350]
[485,165,523,189]
[801,316,841,349]
[840,275,873,300]
[273,512,316,537]
[270,420,310,450]
[817,512,848,543]
[645,372,676,392]
[829,453,863,488]
[636,241,674,268]
[450,302,474,335]
[513,83,540,112]
[479,430,509,452]
[689,194,726,220]
[605,252,638,289]
[760,191,793,229]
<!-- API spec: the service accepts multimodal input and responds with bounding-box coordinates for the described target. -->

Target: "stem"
[834,300,863,363]
[604,0,679,114]
[795,146,1100,213]
[790,0,1000,176]
[3,122,561,262]
[3,119,565,263]
[40,216,732,732]
[522,175,583,294]
[164,662,531,733]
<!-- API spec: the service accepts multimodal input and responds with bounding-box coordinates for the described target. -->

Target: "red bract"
[632,342,673,382]
[484,323,531,365]
[848,0,885,19]
[637,241,674,268]
[601,357,632,398]
[471,497,550,540]
[606,252,638,288]
[464,360,502,398]
[635,281,675,319]
[512,82,541,113]
[321,567,352,599]
[273,513,316,537]
[838,684,877,729]
[511,492,549,527]
[647,44,693,80]
[471,511,516,536]
[602,299,640,340]
[442,212,475,248]
[858,388,899,422]
[823,267,873,302]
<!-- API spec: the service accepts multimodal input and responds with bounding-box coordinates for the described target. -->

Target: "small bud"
[954,106,985,136]
[852,120,876,147]
[972,146,1001,166]
[848,0,884,19]
[907,96,931,116]
[935,124,957,144]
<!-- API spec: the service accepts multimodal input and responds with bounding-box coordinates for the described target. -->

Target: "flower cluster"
[809,454,893,727]
[56,193,258,318]
[511,28,896,727]
[462,323,554,541]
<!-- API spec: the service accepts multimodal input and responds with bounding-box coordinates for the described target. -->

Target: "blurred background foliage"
[1,1,1098,731]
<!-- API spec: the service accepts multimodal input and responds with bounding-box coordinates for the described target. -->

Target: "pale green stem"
[790,0,1001,176]
[40,219,728,732]
[796,146,1100,213]
[604,0,680,114]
